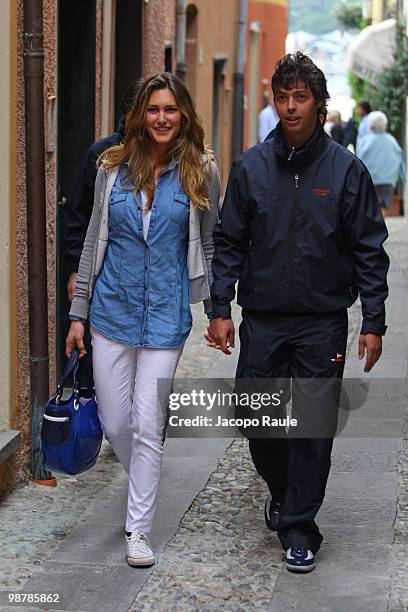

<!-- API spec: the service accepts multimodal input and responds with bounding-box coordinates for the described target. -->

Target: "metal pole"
[232,0,248,161]
[23,0,52,481]
[175,0,187,81]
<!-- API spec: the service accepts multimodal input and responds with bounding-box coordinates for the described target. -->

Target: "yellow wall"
[371,0,384,23]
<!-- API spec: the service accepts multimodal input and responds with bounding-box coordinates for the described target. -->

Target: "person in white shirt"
[258,93,279,142]
[356,100,372,148]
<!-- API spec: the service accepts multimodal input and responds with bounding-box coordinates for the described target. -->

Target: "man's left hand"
[358,333,382,373]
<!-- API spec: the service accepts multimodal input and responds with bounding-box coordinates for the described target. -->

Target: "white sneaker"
[126,530,155,567]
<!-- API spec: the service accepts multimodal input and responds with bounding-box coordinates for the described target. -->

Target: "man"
[61,79,144,301]
[258,92,279,142]
[207,53,388,573]
[355,100,372,149]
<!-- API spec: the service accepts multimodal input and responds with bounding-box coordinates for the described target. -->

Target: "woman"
[66,72,220,567]
[325,110,344,145]
[356,110,406,210]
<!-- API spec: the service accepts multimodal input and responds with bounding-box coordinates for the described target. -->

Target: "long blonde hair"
[101,72,215,209]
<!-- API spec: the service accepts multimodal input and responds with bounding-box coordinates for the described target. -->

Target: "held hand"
[67,272,78,303]
[204,317,235,355]
[66,320,86,359]
[204,325,222,351]
[358,333,382,373]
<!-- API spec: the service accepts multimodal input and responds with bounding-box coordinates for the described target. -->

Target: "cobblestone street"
[0,217,407,611]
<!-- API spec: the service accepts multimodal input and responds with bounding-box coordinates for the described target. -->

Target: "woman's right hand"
[66,321,87,358]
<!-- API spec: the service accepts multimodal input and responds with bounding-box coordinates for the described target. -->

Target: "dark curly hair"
[271,52,330,117]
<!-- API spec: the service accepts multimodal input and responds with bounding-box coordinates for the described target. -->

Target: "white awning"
[347,19,396,84]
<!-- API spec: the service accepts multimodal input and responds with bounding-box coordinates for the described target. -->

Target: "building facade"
[183,0,239,188]
[0,0,177,497]
[1,0,288,496]
[244,0,288,149]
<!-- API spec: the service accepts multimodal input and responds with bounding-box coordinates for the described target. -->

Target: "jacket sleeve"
[201,160,221,314]
[341,161,389,335]
[61,146,99,273]
[211,159,252,319]
[69,166,106,322]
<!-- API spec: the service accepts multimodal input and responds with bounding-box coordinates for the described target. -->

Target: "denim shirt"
[90,163,192,348]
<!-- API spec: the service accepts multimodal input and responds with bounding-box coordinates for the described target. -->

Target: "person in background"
[355,100,372,148]
[342,115,358,151]
[66,72,220,568]
[357,110,406,210]
[325,110,344,144]
[61,79,144,302]
[258,92,279,142]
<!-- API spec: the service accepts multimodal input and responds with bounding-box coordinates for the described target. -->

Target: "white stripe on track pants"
[91,327,182,533]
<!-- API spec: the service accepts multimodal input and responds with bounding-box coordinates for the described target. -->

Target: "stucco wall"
[186,0,239,190]
[143,0,176,76]
[164,0,176,52]
[95,0,103,140]
[1,0,58,496]
[0,0,11,434]
[6,0,31,492]
[243,0,287,149]
[43,0,57,394]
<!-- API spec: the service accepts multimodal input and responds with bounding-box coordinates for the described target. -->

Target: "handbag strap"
[55,349,81,403]
[63,348,80,382]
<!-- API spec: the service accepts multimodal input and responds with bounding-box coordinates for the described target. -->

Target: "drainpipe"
[232,0,248,161]
[176,0,187,81]
[23,0,52,482]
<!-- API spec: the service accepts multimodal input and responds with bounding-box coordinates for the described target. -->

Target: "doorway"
[114,0,143,126]
[212,58,226,157]
[56,0,97,375]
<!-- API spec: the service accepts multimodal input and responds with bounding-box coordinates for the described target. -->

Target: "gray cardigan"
[69,161,221,321]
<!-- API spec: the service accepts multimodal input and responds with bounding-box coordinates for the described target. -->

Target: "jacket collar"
[271,120,328,168]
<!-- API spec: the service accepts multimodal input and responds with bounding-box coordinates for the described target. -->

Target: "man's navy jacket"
[61,117,126,273]
[211,121,389,335]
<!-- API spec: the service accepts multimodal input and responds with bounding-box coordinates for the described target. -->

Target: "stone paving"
[385,217,408,612]
[0,217,406,611]
[129,300,362,612]
[129,218,408,612]
[0,301,239,594]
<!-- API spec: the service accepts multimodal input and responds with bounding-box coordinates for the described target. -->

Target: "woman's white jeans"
[91,328,182,533]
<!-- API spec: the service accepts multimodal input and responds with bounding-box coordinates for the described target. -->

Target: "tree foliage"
[289,0,362,34]
[348,73,368,103]
[348,27,408,136]
[371,27,408,133]
[334,2,365,30]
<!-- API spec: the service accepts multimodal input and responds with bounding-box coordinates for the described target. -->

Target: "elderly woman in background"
[357,110,406,209]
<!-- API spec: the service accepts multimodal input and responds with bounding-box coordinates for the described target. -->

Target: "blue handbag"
[41,349,103,475]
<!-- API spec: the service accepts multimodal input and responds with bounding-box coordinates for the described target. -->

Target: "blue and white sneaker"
[286,545,315,572]
[264,494,281,532]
